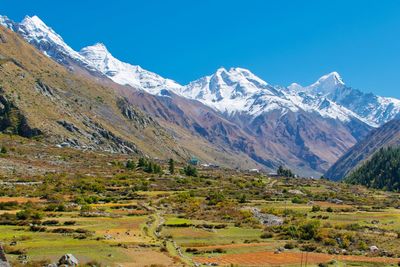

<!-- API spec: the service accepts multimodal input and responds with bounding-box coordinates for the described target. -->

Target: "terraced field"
[0,135,400,266]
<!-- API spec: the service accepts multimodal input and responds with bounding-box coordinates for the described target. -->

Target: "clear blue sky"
[3,0,400,97]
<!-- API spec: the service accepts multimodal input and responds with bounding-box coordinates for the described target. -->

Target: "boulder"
[369,246,379,253]
[58,254,79,266]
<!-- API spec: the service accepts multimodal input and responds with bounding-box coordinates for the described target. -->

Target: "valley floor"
[0,134,399,267]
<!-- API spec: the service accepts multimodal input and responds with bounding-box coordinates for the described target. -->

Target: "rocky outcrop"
[82,118,140,154]
[117,98,156,129]
[0,92,42,138]
[0,245,10,267]
[0,33,6,43]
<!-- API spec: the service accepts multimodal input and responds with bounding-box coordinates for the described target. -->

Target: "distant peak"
[92,42,107,49]
[215,67,227,73]
[305,71,345,95]
[216,67,255,76]
[22,15,46,28]
[315,71,344,86]
[80,42,110,54]
[287,83,303,91]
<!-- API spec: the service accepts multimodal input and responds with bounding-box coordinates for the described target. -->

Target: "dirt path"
[143,203,198,266]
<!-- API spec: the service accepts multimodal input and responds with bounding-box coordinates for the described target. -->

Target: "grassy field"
[0,135,400,266]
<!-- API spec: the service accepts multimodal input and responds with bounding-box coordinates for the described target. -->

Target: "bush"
[301,243,318,252]
[0,201,18,210]
[284,242,295,249]
[260,232,274,239]
[326,207,333,212]
[299,221,320,240]
[0,146,7,154]
[311,205,321,212]
[292,197,307,204]
[206,191,225,205]
[323,238,336,246]
[29,225,47,232]
[42,220,59,225]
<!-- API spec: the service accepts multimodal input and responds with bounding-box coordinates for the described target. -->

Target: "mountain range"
[2,15,400,176]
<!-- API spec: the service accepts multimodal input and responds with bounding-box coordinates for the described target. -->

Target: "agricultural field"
[0,135,400,266]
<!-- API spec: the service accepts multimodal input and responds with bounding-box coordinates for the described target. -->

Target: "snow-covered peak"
[287,83,303,91]
[19,15,63,45]
[307,71,345,95]
[178,67,281,114]
[12,15,94,70]
[79,43,115,74]
[79,43,181,94]
[0,15,16,29]
[4,13,400,127]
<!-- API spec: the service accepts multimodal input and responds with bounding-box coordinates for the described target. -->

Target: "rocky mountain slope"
[0,25,270,170]
[2,14,400,176]
[325,119,400,180]
[0,25,186,158]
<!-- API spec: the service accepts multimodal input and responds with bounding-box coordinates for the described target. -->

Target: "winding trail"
[142,203,199,266]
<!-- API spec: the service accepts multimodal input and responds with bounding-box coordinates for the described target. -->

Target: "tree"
[0,146,7,154]
[126,160,136,170]
[168,158,175,174]
[277,165,294,178]
[138,157,147,168]
[183,165,198,177]
[345,147,400,191]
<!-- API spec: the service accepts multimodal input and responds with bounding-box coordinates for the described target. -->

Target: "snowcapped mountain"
[178,68,372,126]
[79,43,181,94]
[0,15,179,94]
[0,15,96,71]
[3,13,394,176]
[177,67,293,115]
[2,14,399,128]
[287,72,400,126]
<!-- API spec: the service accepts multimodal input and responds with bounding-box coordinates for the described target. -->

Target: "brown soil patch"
[0,196,44,203]
[194,251,400,266]
[117,248,176,267]
[314,201,352,208]
[190,242,274,250]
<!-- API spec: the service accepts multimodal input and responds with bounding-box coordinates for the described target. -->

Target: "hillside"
[0,25,273,170]
[325,119,400,180]
[0,25,187,158]
[345,147,400,191]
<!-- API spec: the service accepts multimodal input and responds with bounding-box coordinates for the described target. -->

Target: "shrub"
[260,232,274,239]
[42,220,59,225]
[311,205,321,212]
[0,146,7,154]
[301,243,318,252]
[299,221,320,240]
[0,201,18,210]
[284,242,295,249]
[326,207,333,212]
[29,225,47,232]
[292,197,307,204]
